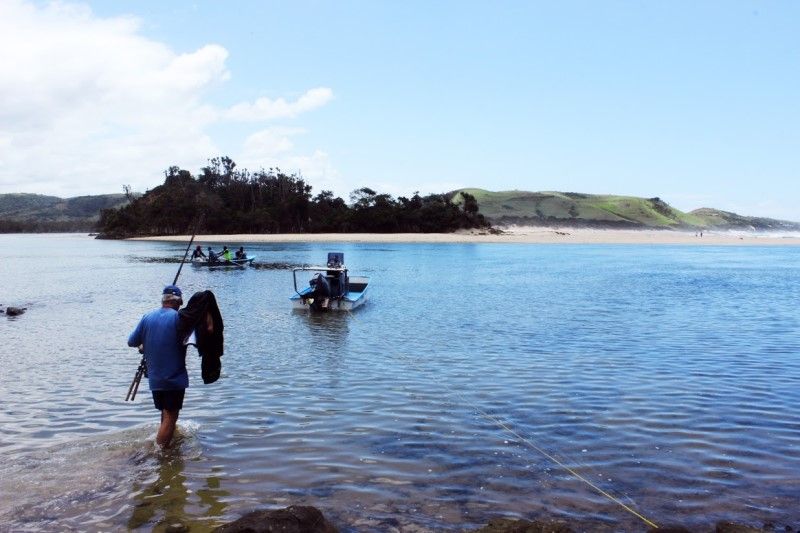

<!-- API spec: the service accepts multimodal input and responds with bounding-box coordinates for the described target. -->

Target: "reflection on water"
[1,235,800,531]
[0,421,231,532]
[128,429,230,532]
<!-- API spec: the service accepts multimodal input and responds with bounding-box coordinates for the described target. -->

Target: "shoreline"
[129,227,800,245]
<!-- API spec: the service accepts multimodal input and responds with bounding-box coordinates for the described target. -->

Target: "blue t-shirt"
[127,307,188,391]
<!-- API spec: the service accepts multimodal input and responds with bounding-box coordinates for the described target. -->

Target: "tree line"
[98,157,488,238]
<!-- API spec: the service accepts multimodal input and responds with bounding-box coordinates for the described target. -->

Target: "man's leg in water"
[157,409,180,447]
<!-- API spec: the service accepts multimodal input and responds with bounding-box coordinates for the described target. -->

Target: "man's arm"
[128,317,144,347]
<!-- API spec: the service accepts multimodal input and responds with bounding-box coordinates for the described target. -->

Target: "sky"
[0,1,798,220]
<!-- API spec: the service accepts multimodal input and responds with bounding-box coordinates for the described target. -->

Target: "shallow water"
[1,234,799,531]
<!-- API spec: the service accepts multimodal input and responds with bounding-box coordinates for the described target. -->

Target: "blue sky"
[1,1,798,220]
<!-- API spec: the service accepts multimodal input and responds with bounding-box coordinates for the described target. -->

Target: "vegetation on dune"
[96,157,488,238]
[451,189,798,230]
[690,207,800,231]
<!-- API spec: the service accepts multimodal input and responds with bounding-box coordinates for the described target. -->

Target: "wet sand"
[131,227,800,245]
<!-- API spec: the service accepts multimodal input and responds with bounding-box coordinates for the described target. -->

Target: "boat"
[290,252,369,311]
[191,256,256,268]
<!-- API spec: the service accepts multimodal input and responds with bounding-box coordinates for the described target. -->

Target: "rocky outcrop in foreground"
[214,506,338,533]
[472,518,790,533]
[210,507,793,533]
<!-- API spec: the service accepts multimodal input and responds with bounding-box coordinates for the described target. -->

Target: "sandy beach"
[131,227,800,245]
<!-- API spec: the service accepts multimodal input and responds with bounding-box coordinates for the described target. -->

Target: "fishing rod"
[126,216,202,402]
[172,220,202,284]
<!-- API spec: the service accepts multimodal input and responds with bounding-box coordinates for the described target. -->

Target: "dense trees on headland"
[97,157,488,238]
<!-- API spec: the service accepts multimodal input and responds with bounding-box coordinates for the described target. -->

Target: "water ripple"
[1,237,800,531]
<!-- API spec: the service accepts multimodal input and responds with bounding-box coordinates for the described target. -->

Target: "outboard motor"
[308,272,331,311]
[326,252,345,298]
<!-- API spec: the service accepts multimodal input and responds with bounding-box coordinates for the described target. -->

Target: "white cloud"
[241,127,306,160]
[0,0,335,197]
[238,128,343,195]
[226,88,334,121]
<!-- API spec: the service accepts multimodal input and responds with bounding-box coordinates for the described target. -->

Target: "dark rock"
[717,521,769,533]
[5,306,26,316]
[214,505,338,533]
[650,527,694,533]
[472,517,574,533]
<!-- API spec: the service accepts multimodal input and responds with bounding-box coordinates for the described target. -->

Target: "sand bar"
[131,227,800,245]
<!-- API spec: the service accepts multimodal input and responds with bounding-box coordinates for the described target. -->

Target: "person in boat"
[191,245,207,261]
[126,285,188,448]
[235,246,247,260]
[221,246,232,261]
[207,247,219,263]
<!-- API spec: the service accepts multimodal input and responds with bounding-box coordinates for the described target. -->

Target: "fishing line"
[332,294,657,525]
[378,345,659,529]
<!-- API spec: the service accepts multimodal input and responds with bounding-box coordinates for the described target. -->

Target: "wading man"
[127,285,189,447]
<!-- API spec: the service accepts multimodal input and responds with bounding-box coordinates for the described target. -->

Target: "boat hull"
[290,275,369,311]
[191,257,255,268]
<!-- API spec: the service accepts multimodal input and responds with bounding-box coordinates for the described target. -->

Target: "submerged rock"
[472,518,574,533]
[471,518,783,533]
[214,505,338,533]
[716,522,774,533]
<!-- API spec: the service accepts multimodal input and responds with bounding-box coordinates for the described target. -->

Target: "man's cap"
[163,285,182,297]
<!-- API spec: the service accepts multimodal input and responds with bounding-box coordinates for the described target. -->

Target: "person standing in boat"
[191,245,207,261]
[235,246,246,260]
[127,285,188,448]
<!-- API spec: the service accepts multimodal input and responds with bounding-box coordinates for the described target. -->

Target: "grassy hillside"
[452,189,798,230]
[690,208,799,231]
[0,193,131,232]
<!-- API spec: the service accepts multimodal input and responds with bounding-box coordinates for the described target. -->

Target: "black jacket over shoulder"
[178,290,224,384]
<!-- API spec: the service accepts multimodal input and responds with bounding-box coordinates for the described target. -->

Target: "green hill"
[452,189,799,230]
[0,193,132,232]
[689,208,799,231]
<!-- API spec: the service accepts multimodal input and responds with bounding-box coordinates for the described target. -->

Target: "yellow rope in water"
[343,306,658,528]
[454,393,659,529]
[383,345,659,530]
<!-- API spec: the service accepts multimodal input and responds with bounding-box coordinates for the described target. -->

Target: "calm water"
[1,234,799,532]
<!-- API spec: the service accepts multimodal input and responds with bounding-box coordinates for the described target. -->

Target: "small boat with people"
[191,245,255,268]
[290,252,369,311]
[192,256,255,268]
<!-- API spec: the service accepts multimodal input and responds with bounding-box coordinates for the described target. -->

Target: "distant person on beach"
[235,246,247,260]
[222,246,232,261]
[191,245,206,261]
[127,285,187,448]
